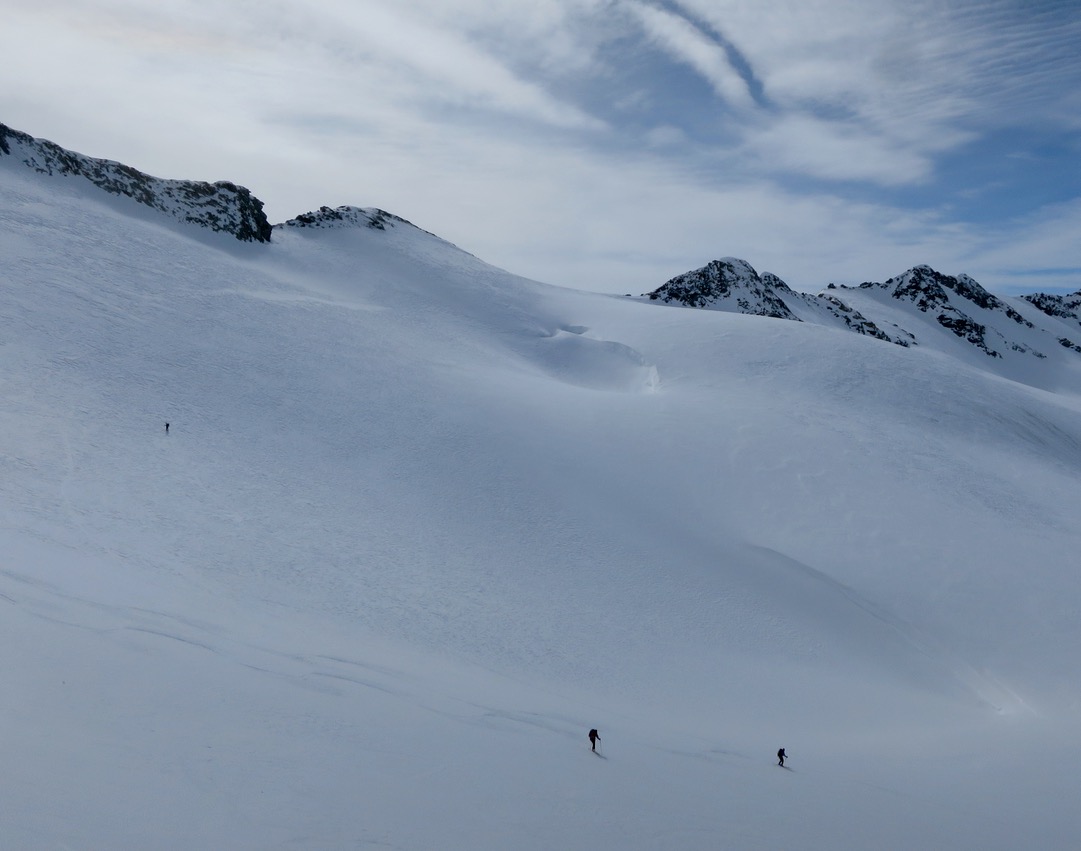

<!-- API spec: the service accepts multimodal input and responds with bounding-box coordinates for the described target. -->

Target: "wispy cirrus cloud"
[294,1,605,130]
[8,0,605,131]
[1,0,1079,296]
[659,0,1081,151]
[624,1,756,109]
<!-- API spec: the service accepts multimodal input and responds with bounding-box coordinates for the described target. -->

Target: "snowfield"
[3,150,1081,849]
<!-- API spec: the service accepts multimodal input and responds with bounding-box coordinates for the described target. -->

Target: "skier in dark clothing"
[165,422,170,434]
[589,729,600,752]
[777,748,787,766]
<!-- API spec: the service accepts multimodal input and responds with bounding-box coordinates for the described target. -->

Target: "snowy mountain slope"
[1016,288,1081,366]
[4,128,1081,848]
[826,266,1081,389]
[645,257,1081,392]
[644,257,913,345]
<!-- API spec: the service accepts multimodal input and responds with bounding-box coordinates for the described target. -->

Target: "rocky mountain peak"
[277,205,411,231]
[644,257,1081,385]
[872,265,1007,315]
[846,265,1039,358]
[645,256,906,344]
[647,257,798,319]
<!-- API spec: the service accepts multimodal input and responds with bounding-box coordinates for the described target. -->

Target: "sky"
[2,0,1080,296]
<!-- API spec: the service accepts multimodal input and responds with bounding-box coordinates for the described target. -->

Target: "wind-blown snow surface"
[4,159,1081,849]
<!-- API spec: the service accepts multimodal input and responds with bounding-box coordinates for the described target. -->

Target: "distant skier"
[165,422,170,434]
[777,747,787,767]
[589,729,601,752]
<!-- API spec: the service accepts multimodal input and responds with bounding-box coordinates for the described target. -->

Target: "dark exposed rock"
[936,314,1000,357]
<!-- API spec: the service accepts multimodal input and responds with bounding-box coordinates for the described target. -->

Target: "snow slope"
[4,142,1081,848]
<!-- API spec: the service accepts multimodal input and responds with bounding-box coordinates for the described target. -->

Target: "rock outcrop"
[0,122,271,242]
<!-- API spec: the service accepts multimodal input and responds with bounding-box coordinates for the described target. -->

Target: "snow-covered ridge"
[4,118,1078,386]
[1021,290,1081,330]
[275,204,464,257]
[647,257,796,317]
[278,204,411,231]
[0,122,272,242]
[646,257,1081,385]
[646,257,910,345]
[838,265,1040,359]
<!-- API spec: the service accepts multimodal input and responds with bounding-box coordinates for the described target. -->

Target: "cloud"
[624,2,756,109]
[644,124,688,148]
[962,198,1081,294]
[739,113,938,186]
[661,0,1080,173]
[618,1,983,188]
[8,0,604,131]
[677,0,1081,132]
[298,2,604,129]
[0,0,1078,299]
[388,0,614,74]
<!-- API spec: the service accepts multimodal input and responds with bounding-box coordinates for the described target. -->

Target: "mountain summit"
[647,257,798,318]
[279,204,411,232]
